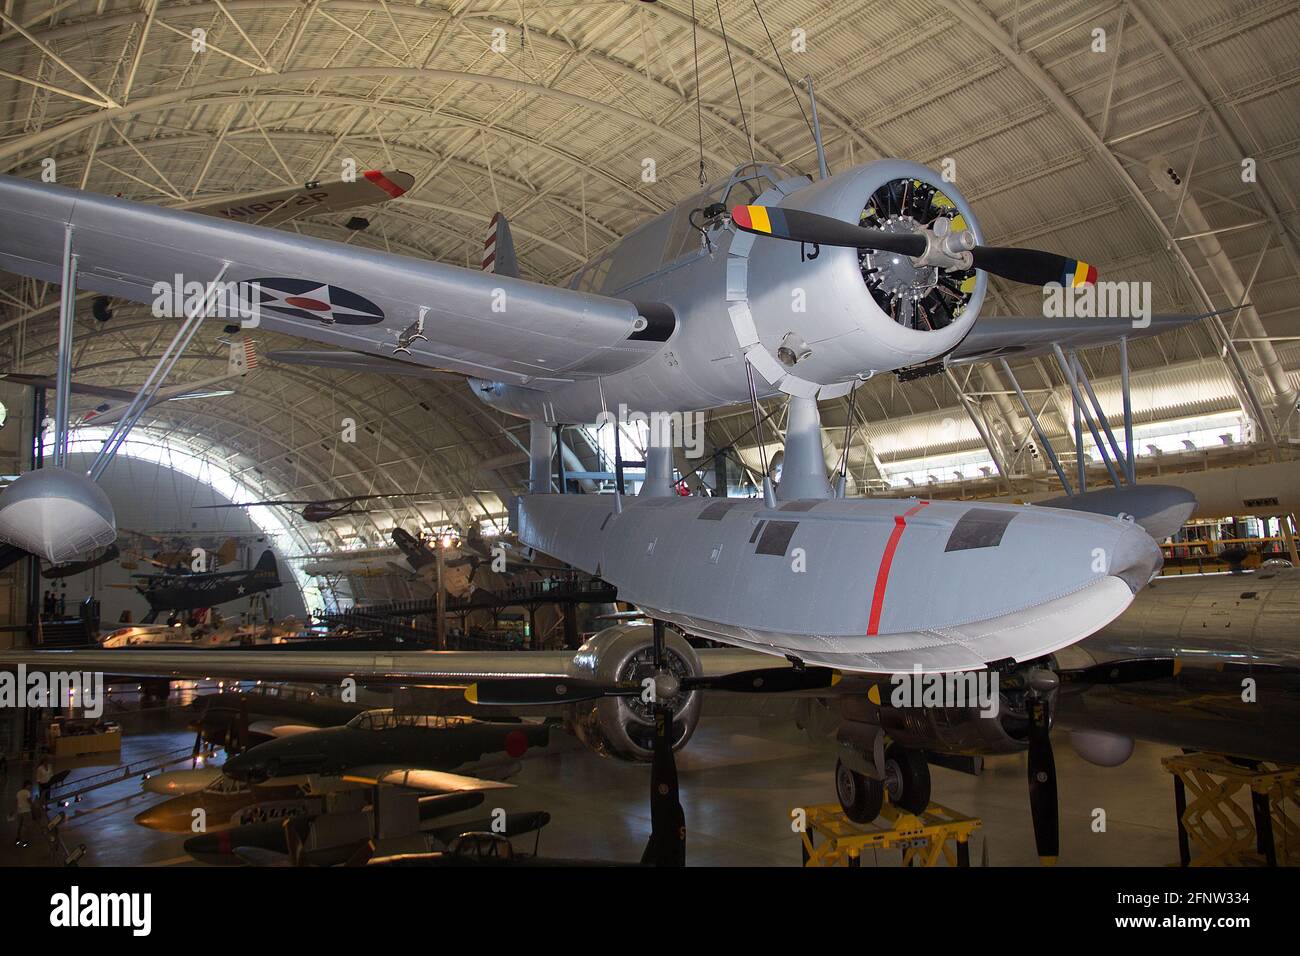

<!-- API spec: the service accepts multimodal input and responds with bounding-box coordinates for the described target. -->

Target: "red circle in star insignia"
[504,729,528,758]
[284,296,331,310]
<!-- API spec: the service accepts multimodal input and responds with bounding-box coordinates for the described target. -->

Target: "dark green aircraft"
[221,709,550,786]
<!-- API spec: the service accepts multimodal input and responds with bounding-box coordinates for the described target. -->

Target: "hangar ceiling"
[1,0,1297,545]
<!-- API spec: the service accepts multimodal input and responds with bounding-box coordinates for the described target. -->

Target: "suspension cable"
[751,0,816,148]
[691,0,706,186]
[714,0,757,167]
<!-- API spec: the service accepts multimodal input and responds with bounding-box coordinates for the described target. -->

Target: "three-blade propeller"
[731,204,1097,288]
[466,623,839,866]
[1022,657,1178,864]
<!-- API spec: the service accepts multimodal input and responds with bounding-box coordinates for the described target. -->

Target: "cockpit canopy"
[570,162,810,294]
[345,709,475,731]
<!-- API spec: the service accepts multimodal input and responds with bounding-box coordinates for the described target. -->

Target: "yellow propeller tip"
[830,671,843,687]
[1040,856,1058,867]
[867,684,881,706]
[464,684,478,705]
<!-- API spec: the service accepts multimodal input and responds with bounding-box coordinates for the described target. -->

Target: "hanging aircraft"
[0,155,1188,678]
[2,142,1224,864]
[125,548,283,623]
[198,490,443,524]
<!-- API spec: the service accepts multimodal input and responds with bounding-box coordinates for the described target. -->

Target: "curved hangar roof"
[0,0,1297,544]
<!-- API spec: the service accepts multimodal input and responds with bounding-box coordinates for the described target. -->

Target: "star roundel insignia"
[250,277,385,325]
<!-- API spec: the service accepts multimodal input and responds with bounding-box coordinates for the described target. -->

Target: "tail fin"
[250,548,279,587]
[482,212,519,278]
[216,538,238,568]
[228,337,258,376]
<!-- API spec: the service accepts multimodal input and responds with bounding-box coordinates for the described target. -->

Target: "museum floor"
[0,702,1188,868]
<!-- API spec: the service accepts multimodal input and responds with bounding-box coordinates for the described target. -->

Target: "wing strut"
[89,263,231,480]
[52,225,76,466]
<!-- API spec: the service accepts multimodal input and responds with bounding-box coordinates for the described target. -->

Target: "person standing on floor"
[9,781,36,848]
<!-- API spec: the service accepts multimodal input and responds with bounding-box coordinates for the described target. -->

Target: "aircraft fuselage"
[468,160,988,423]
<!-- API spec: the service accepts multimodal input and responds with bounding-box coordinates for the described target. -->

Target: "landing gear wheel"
[884,744,931,814]
[835,758,883,823]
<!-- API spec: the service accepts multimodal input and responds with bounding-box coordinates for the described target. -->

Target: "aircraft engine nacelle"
[565,623,702,762]
[875,701,1028,756]
[740,160,988,387]
[852,672,1059,758]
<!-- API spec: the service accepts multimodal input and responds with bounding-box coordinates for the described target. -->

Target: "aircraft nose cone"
[133,806,165,830]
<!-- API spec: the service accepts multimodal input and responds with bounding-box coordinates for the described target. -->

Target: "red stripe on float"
[866,501,930,636]
[362,170,406,198]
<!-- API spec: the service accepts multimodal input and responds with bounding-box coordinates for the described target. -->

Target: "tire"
[835,758,884,823]
[884,744,931,814]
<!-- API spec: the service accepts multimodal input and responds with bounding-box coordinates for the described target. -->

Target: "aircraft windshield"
[345,710,474,731]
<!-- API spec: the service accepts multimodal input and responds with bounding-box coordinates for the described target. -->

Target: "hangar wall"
[48,451,307,627]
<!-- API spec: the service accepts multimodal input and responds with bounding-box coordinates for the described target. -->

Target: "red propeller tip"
[730,204,752,229]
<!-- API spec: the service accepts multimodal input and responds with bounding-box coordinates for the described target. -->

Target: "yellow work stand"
[1163,753,1300,867]
[798,802,981,867]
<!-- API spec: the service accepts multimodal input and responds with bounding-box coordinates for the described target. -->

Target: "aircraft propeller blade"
[465,677,634,706]
[1060,657,1177,685]
[968,246,1096,287]
[640,703,686,867]
[1025,695,1059,866]
[731,204,924,256]
[465,663,839,706]
[682,666,840,694]
[731,204,1097,287]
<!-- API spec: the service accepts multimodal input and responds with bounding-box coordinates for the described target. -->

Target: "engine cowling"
[837,667,1058,758]
[741,160,988,386]
[566,623,702,762]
